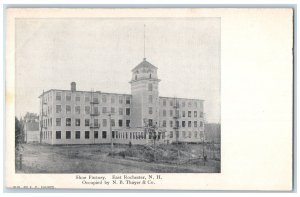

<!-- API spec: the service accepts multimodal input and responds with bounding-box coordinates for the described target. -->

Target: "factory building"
[39,58,205,145]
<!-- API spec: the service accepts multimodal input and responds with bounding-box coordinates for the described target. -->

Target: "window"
[188,111,191,117]
[162,110,166,117]
[182,101,185,107]
[176,130,179,138]
[102,119,107,127]
[188,101,191,107]
[182,131,186,138]
[75,94,80,102]
[66,105,71,114]
[200,112,204,118]
[148,83,153,91]
[188,121,191,127]
[170,131,173,138]
[170,121,173,128]
[170,110,173,117]
[148,95,153,103]
[194,102,198,107]
[176,121,179,128]
[162,120,166,127]
[175,110,179,117]
[112,131,115,139]
[85,95,90,102]
[111,119,115,127]
[119,96,123,104]
[111,96,115,104]
[85,131,89,139]
[56,118,61,126]
[119,119,123,127]
[102,131,107,139]
[75,131,80,139]
[56,92,61,101]
[175,101,179,108]
[75,119,80,126]
[55,131,61,139]
[182,121,186,127]
[85,106,90,114]
[102,95,107,103]
[182,111,186,117]
[111,107,115,114]
[200,121,203,127]
[194,121,197,127]
[126,108,130,115]
[126,120,130,127]
[93,107,98,115]
[56,105,62,113]
[66,131,71,139]
[66,94,71,101]
[148,119,153,126]
[94,131,98,139]
[170,100,173,106]
[194,131,198,138]
[149,107,153,115]
[163,99,166,106]
[119,108,123,115]
[126,96,130,104]
[188,131,192,138]
[85,119,90,127]
[93,97,99,103]
[75,106,80,114]
[102,107,107,113]
[66,118,71,126]
[194,111,197,117]
[94,119,99,127]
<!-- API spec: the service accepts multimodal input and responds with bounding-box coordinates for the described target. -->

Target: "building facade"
[39,58,205,145]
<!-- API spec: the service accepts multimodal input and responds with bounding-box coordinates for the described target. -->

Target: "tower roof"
[131,58,157,72]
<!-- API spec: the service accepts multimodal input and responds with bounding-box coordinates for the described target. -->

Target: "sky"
[15,17,220,123]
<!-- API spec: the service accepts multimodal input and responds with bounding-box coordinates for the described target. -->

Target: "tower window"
[149,107,153,115]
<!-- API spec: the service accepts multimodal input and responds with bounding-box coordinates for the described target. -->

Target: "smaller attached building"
[24,120,40,143]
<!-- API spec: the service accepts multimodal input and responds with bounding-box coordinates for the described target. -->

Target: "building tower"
[130,58,160,128]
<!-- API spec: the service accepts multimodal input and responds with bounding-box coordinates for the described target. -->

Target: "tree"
[15,117,22,149]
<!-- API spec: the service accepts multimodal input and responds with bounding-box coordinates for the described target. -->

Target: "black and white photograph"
[5,8,293,191]
[14,17,221,173]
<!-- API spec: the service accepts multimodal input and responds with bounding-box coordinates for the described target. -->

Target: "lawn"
[16,143,220,173]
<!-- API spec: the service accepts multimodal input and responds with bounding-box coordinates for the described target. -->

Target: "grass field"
[16,143,220,173]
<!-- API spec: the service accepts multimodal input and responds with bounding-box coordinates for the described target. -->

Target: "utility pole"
[40,90,44,144]
[143,119,157,162]
[202,129,206,165]
[109,113,114,153]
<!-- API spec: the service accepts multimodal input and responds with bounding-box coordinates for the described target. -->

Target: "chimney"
[71,82,76,91]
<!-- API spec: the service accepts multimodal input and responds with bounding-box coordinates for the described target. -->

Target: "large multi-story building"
[39,58,205,145]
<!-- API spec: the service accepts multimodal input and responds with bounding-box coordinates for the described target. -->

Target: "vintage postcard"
[5,8,293,190]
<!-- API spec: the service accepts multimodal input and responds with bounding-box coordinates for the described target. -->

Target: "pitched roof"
[131,58,157,72]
